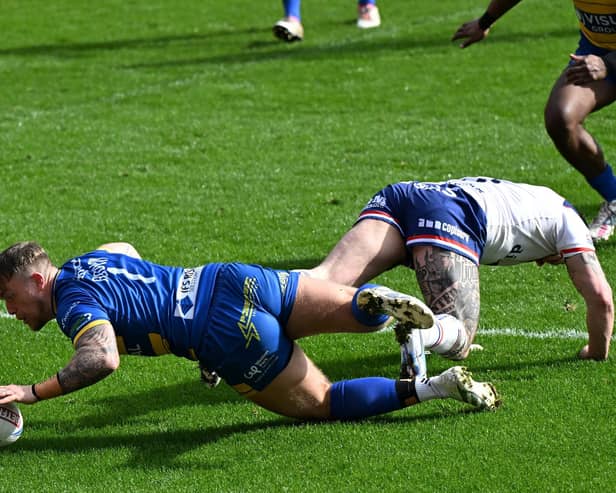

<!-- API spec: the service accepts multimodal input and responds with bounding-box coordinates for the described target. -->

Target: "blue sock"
[587,164,616,202]
[330,378,402,420]
[359,0,376,5]
[283,0,301,20]
[352,284,390,327]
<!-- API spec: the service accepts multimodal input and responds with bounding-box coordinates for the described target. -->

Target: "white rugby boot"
[589,199,616,242]
[273,18,304,42]
[357,4,381,29]
[356,286,435,329]
[398,326,427,380]
[425,366,500,411]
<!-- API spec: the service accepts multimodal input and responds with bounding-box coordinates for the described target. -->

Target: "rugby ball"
[0,403,23,446]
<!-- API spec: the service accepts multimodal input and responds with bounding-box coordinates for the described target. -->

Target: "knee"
[544,102,580,139]
[291,381,332,420]
[303,385,332,420]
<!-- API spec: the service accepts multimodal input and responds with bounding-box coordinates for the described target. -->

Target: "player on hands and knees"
[303,177,614,372]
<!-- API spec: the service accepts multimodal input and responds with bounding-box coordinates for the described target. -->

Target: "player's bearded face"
[2,274,48,331]
[24,296,48,331]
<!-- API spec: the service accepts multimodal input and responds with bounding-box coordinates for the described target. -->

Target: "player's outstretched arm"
[57,323,121,395]
[565,253,614,360]
[0,323,120,405]
[451,0,523,48]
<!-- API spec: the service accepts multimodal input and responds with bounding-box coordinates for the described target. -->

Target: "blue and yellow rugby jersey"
[52,250,221,360]
[574,0,616,49]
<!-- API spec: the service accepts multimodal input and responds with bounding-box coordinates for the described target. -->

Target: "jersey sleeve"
[557,205,595,258]
[55,287,111,346]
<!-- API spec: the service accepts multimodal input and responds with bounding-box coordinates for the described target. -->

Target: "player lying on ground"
[0,241,499,424]
[302,177,614,364]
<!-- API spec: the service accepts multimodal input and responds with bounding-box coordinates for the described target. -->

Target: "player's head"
[0,242,54,331]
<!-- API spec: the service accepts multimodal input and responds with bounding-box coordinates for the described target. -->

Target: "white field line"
[381,325,616,341]
[477,327,590,340]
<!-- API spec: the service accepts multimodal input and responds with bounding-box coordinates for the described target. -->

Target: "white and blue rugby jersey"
[357,177,594,266]
[52,250,221,360]
[452,178,594,265]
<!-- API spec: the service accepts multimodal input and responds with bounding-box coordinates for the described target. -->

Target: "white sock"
[414,377,444,402]
[421,314,467,357]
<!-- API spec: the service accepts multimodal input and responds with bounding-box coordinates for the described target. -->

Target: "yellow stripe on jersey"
[72,319,110,347]
[116,335,127,354]
[233,383,255,395]
[574,0,616,49]
[148,333,172,355]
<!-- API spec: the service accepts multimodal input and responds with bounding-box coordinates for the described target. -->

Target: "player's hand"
[0,385,38,405]
[566,54,608,85]
[452,19,490,48]
[578,344,608,361]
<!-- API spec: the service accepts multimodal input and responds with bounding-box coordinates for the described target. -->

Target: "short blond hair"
[0,241,52,284]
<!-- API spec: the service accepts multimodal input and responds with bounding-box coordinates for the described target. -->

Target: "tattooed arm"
[412,245,481,357]
[0,323,119,405]
[57,323,120,394]
[565,252,614,360]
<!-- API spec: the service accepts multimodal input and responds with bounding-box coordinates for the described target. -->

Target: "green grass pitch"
[1,0,616,491]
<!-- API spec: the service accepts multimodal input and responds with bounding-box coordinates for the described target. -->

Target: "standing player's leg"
[544,72,616,241]
[357,0,381,29]
[411,246,480,360]
[273,0,304,42]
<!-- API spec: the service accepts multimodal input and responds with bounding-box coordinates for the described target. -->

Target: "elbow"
[600,292,614,319]
[101,352,121,375]
[588,285,614,317]
[602,282,614,311]
[596,293,614,317]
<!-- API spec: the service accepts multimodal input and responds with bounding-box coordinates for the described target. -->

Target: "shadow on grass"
[11,406,486,468]
[7,342,507,463]
[0,24,576,68]
[26,349,408,430]
[122,28,578,69]
[0,27,273,57]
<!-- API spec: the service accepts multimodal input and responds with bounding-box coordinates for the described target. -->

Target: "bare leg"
[247,342,501,419]
[544,72,616,179]
[247,342,332,419]
[307,219,406,286]
[285,274,433,340]
[412,246,480,359]
[284,276,382,339]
